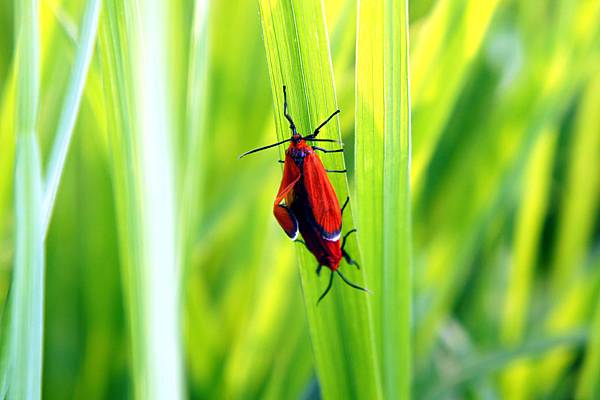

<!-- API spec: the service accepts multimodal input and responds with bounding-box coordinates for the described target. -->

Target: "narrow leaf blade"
[258,0,382,398]
[42,0,102,235]
[355,0,412,397]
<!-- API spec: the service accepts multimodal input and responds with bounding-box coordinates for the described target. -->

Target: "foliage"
[0,0,599,398]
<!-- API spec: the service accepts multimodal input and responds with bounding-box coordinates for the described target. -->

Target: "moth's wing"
[274,154,301,204]
[273,154,301,239]
[273,205,299,240]
[302,152,342,241]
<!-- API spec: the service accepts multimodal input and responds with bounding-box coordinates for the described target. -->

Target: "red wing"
[302,152,342,241]
[273,205,298,240]
[273,154,301,239]
[274,154,301,205]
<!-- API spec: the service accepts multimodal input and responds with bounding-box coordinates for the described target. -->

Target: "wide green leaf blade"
[355,0,412,398]
[258,0,382,398]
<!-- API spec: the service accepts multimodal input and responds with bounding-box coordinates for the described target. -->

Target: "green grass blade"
[0,227,12,398]
[579,306,600,398]
[258,0,382,398]
[499,127,557,399]
[179,0,209,274]
[578,272,600,399]
[410,0,501,190]
[99,1,184,398]
[413,0,600,362]
[549,78,600,292]
[7,0,45,397]
[222,230,305,398]
[0,314,7,398]
[11,134,44,399]
[42,0,101,236]
[355,0,412,398]
[569,75,600,399]
[0,69,16,251]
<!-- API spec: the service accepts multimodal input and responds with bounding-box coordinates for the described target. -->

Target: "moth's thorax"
[287,140,313,167]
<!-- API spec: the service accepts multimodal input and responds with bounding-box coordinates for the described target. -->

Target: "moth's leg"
[341,229,357,249]
[312,146,344,154]
[316,264,323,276]
[341,196,350,214]
[342,251,360,269]
[341,229,360,269]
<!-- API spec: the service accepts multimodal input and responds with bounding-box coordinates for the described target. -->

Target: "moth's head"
[291,133,304,144]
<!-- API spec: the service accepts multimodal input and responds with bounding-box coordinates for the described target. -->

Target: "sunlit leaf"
[355,0,412,398]
[258,0,382,398]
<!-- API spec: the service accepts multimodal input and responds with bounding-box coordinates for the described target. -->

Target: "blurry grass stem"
[100,0,185,398]
[9,0,44,398]
[42,0,101,236]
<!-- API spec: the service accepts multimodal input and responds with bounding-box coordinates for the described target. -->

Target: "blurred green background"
[1,0,600,398]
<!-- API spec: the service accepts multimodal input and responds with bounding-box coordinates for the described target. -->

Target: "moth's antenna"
[308,109,340,138]
[238,138,291,158]
[283,86,298,135]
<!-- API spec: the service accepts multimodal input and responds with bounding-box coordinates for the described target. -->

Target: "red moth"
[239,86,368,302]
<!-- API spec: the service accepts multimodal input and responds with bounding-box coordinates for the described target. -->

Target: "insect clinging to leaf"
[239,86,368,303]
